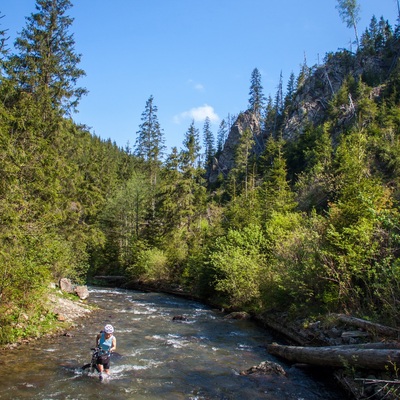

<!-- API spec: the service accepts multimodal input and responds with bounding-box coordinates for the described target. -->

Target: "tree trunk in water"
[267,343,400,371]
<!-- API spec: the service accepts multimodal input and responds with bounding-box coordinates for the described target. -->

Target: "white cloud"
[188,79,204,92]
[173,104,220,124]
[194,83,204,91]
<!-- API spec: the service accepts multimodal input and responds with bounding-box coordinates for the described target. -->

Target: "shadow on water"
[0,287,346,399]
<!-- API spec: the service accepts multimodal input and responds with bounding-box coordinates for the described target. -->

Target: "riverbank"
[1,289,93,351]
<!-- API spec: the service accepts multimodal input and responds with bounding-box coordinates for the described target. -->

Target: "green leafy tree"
[97,171,150,273]
[321,129,394,312]
[210,224,266,310]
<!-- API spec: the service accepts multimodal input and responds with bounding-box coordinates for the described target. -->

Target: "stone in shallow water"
[240,361,286,376]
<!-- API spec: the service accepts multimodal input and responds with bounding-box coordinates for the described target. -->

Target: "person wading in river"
[95,324,117,380]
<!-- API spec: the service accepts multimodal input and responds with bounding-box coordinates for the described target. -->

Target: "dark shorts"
[96,354,110,369]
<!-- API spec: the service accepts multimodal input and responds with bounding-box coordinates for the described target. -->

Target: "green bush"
[210,224,266,310]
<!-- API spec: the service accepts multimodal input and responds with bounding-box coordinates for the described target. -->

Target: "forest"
[1,0,400,346]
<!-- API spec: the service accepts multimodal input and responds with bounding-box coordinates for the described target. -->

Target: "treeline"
[0,0,135,343]
[1,1,400,344]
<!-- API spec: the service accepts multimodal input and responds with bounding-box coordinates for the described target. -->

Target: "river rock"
[172,315,187,321]
[240,361,286,376]
[225,311,251,320]
[75,285,89,300]
[59,278,74,293]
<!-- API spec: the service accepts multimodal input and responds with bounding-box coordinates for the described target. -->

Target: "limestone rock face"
[209,52,386,184]
[209,111,261,183]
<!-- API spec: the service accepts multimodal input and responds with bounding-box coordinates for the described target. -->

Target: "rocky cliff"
[209,111,261,183]
[210,48,393,183]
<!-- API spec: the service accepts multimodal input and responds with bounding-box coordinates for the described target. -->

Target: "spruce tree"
[216,119,228,154]
[202,116,215,173]
[248,68,265,120]
[9,0,86,115]
[0,13,9,68]
[284,71,296,111]
[135,95,165,216]
[273,71,284,133]
[135,95,165,165]
[179,121,205,230]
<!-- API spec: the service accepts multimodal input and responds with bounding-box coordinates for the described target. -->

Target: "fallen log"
[94,275,126,280]
[329,342,400,350]
[267,343,400,370]
[333,314,400,338]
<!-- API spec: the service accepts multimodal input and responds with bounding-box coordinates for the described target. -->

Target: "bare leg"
[97,364,105,380]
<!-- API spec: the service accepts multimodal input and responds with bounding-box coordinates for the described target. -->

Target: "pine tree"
[336,0,361,49]
[260,136,296,217]
[0,13,9,67]
[135,95,165,165]
[202,116,215,173]
[216,119,228,154]
[273,71,284,133]
[135,95,165,214]
[296,53,310,91]
[229,128,256,199]
[284,71,296,111]
[248,68,265,120]
[262,96,276,137]
[179,121,205,230]
[8,0,87,115]
[181,120,202,170]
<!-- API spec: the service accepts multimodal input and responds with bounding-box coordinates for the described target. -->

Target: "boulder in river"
[225,311,251,320]
[75,285,89,300]
[240,361,286,376]
[59,278,74,293]
[172,315,188,321]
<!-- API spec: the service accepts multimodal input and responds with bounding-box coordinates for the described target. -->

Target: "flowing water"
[0,288,343,399]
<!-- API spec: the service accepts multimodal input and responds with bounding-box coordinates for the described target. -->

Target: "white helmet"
[104,324,114,334]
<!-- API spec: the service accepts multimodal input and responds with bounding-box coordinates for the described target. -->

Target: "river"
[0,287,344,399]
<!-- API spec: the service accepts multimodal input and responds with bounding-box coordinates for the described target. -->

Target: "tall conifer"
[203,116,215,173]
[9,0,86,114]
[248,68,265,120]
[336,0,361,49]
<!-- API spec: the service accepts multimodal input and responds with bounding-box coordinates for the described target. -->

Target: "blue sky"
[1,1,398,152]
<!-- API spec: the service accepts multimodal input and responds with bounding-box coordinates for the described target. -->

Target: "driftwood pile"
[268,342,400,371]
[264,313,400,399]
[267,314,400,371]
